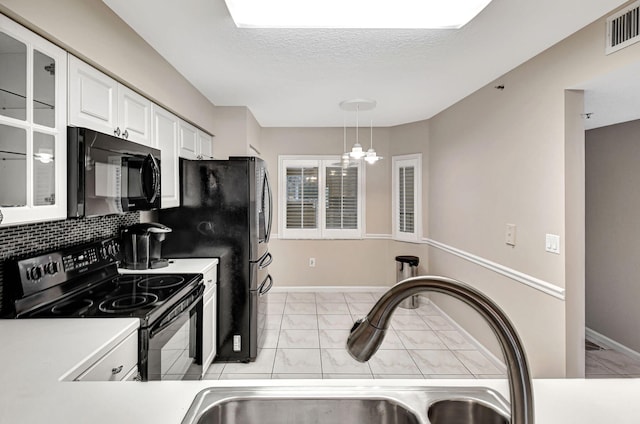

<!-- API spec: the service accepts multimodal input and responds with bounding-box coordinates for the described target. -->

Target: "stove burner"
[113,275,143,284]
[51,298,94,316]
[137,275,185,290]
[98,293,159,313]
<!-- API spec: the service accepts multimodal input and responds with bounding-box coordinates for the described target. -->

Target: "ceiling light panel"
[224,0,493,29]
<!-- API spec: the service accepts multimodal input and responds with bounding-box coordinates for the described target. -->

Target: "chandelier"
[339,99,382,166]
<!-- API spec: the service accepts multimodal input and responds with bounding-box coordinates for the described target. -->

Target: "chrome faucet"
[347,275,534,424]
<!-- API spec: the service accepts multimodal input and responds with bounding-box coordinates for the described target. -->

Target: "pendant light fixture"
[339,99,381,165]
[365,120,382,164]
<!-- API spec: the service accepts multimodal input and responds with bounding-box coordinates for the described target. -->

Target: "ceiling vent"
[606,1,640,54]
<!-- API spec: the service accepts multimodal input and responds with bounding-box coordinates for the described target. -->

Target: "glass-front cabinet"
[0,14,67,226]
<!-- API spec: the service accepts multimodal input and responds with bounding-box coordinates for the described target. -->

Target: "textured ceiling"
[102,0,628,127]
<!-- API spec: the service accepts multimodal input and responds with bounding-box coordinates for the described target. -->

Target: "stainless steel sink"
[181,386,510,424]
[428,399,509,424]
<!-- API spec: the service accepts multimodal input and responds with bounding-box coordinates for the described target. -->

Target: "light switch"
[545,234,560,254]
[505,224,516,246]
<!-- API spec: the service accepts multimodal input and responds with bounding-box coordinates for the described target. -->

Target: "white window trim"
[279,155,365,239]
[392,153,422,242]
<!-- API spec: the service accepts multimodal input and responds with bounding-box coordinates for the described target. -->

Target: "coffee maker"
[121,222,172,270]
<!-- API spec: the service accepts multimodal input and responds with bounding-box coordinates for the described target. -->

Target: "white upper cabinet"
[0,14,68,227]
[179,119,198,159]
[68,55,152,146]
[151,105,180,208]
[117,85,151,145]
[198,129,214,159]
[67,55,116,135]
[179,120,214,160]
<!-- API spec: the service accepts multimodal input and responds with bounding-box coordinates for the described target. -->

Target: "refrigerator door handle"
[259,252,273,269]
[258,274,273,296]
[264,170,273,243]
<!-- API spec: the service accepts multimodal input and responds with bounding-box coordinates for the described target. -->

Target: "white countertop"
[2,317,640,423]
[118,258,218,275]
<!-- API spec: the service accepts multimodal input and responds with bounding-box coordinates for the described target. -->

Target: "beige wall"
[564,89,586,377]
[211,106,251,159]
[389,120,430,238]
[0,0,217,134]
[424,6,640,377]
[261,126,394,286]
[585,119,640,354]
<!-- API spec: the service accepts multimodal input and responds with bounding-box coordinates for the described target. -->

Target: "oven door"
[140,286,204,381]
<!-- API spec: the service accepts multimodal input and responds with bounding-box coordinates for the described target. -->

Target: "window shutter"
[279,156,364,239]
[398,166,414,233]
[393,154,421,242]
[325,166,358,229]
[285,166,318,229]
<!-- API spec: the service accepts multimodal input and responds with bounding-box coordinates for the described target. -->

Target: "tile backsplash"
[0,213,139,316]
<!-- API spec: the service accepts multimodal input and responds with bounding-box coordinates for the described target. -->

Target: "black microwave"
[68,127,161,218]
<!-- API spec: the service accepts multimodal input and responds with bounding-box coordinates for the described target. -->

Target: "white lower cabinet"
[201,267,217,377]
[74,330,138,381]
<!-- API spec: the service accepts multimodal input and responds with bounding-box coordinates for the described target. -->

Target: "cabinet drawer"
[75,331,138,381]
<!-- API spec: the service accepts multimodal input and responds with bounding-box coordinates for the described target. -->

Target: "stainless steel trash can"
[396,255,420,309]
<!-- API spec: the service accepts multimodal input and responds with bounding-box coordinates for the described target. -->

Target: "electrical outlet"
[309,257,316,267]
[505,224,516,246]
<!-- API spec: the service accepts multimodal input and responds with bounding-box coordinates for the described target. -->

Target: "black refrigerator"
[158,157,273,362]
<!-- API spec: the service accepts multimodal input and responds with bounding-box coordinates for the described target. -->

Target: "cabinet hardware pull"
[114,127,121,137]
[122,129,129,139]
[112,365,123,375]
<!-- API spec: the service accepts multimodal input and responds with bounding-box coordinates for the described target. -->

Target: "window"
[279,156,364,239]
[393,154,421,242]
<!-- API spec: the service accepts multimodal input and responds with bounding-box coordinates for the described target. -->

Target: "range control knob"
[99,246,109,260]
[44,261,59,275]
[29,266,43,280]
[107,243,119,257]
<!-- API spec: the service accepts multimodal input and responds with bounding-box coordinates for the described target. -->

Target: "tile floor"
[202,290,507,380]
[585,340,640,378]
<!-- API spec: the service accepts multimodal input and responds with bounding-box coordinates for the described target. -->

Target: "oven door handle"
[149,285,204,338]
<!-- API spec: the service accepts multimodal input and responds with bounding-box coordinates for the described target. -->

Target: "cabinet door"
[198,129,214,159]
[0,15,67,227]
[152,105,180,208]
[201,286,216,378]
[67,55,117,136]
[74,331,138,381]
[179,120,198,159]
[118,84,151,146]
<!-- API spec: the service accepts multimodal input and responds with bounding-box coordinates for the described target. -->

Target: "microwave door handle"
[141,154,160,203]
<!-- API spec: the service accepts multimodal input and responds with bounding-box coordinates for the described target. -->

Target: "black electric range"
[8,238,204,381]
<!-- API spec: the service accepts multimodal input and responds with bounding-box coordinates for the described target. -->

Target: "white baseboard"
[585,327,640,362]
[270,285,389,293]
[425,297,507,373]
